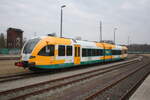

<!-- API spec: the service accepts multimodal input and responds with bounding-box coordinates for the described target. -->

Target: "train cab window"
[66,46,72,56]
[38,45,55,56]
[23,38,40,54]
[58,45,65,56]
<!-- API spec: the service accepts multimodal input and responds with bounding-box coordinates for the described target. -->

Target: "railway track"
[0,72,42,83]
[0,56,142,100]
[0,54,137,83]
[84,56,150,100]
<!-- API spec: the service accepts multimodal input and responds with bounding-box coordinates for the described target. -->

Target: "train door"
[104,46,112,62]
[110,47,112,61]
[74,45,80,65]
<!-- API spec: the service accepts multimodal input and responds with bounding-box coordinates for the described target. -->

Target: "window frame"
[38,45,55,56]
[66,45,72,56]
[58,45,66,56]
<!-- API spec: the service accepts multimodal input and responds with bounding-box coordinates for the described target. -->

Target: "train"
[15,36,128,71]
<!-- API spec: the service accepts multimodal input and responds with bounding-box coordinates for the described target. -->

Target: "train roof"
[38,36,126,49]
[41,36,72,45]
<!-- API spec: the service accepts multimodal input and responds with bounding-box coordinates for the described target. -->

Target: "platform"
[0,54,20,60]
[130,75,150,100]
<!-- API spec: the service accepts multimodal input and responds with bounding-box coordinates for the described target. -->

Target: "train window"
[112,50,121,55]
[113,50,117,55]
[93,49,97,56]
[121,50,123,54]
[96,49,99,56]
[90,49,92,56]
[85,49,88,56]
[123,50,127,54]
[78,47,80,57]
[92,49,94,56]
[75,47,78,57]
[66,46,72,56]
[82,48,86,57]
[23,38,40,54]
[38,47,47,56]
[82,48,103,57]
[91,49,94,56]
[112,50,115,55]
[118,50,121,55]
[48,45,55,56]
[125,50,128,54]
[38,45,55,56]
[101,49,104,55]
[87,49,91,56]
[58,45,65,56]
[97,49,102,56]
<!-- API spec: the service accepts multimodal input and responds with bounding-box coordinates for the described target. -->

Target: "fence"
[0,48,21,54]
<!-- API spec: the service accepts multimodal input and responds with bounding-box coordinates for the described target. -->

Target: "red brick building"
[7,28,23,48]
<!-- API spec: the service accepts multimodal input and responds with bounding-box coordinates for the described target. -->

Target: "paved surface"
[0,54,20,57]
[0,54,20,60]
[130,75,150,100]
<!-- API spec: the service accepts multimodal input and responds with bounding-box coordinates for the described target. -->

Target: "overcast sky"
[0,0,150,45]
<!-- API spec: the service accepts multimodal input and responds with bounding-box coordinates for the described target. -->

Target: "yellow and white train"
[15,36,128,71]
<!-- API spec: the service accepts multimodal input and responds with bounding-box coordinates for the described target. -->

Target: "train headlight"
[29,56,36,59]
[15,62,23,67]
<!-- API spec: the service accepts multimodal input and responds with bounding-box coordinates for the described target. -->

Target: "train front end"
[15,38,40,69]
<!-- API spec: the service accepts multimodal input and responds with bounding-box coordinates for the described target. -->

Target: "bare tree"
[0,33,5,48]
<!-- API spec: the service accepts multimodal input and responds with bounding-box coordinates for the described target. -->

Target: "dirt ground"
[0,60,28,76]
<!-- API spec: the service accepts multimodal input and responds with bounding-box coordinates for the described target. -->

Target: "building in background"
[127,44,150,54]
[7,28,23,48]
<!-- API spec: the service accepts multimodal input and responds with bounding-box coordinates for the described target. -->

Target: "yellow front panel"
[28,36,71,66]
[32,36,72,56]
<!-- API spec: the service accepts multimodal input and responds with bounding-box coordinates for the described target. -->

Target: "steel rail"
[0,72,41,83]
[0,58,140,100]
[85,59,150,100]
[0,55,137,83]
[120,69,150,100]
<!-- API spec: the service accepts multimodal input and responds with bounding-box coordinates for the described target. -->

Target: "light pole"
[60,5,66,38]
[113,28,117,44]
[100,21,102,42]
